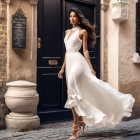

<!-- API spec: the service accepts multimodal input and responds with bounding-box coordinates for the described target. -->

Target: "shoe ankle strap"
[73,124,79,127]
[72,124,79,129]
[72,127,79,130]
[78,121,84,122]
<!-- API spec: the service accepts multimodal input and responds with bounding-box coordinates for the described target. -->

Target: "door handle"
[48,60,58,65]
[37,38,41,48]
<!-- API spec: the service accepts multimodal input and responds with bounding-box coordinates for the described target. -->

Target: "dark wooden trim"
[95,0,100,78]
[62,0,66,109]
[38,110,73,124]
[66,0,97,6]
[136,0,140,54]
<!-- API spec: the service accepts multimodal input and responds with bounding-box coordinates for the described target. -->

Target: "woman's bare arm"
[61,52,66,72]
[81,30,96,75]
[61,29,70,71]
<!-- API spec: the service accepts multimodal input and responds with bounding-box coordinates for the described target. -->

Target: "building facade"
[0,0,140,129]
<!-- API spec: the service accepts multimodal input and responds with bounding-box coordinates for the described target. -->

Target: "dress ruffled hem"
[64,88,135,128]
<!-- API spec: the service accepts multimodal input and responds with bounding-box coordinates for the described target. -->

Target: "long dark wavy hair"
[68,7,96,48]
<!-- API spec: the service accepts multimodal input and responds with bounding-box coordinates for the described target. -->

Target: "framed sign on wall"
[12,6,26,49]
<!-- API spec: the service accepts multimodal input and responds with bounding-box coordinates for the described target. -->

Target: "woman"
[58,7,135,140]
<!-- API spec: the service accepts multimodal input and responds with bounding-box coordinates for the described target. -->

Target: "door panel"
[37,0,100,124]
[37,0,71,123]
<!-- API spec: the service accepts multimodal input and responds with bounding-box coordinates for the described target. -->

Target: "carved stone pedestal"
[6,112,40,131]
[4,80,40,131]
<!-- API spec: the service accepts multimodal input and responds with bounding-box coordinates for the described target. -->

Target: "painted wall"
[6,0,37,83]
[119,0,140,118]
[0,0,38,129]
[102,0,140,119]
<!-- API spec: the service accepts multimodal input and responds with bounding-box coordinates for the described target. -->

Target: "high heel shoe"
[78,120,88,135]
[69,124,80,140]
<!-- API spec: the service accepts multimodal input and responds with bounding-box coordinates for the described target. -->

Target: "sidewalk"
[0,118,140,140]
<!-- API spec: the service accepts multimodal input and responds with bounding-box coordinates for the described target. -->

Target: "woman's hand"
[90,68,96,76]
[58,68,64,79]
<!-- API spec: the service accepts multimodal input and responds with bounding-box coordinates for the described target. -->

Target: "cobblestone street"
[0,118,140,140]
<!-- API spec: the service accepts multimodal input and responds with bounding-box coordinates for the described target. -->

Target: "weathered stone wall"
[6,0,37,83]
[118,0,140,119]
[0,0,9,129]
[103,0,140,119]
[0,0,38,129]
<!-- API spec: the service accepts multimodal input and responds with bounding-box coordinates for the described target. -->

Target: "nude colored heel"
[78,120,88,135]
[69,124,80,140]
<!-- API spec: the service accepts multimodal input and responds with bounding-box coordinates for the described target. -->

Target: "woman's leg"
[67,79,79,124]
[79,116,83,121]
[67,80,80,139]
[78,116,86,126]
[70,107,80,139]
[72,107,79,124]
[78,116,87,135]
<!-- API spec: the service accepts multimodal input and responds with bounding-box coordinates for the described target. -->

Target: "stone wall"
[6,0,37,83]
[0,0,38,129]
[103,0,140,119]
[118,0,140,119]
[0,0,9,129]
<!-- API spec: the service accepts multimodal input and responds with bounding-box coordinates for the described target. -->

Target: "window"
[136,0,140,55]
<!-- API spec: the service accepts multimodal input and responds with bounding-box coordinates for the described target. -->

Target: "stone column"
[100,0,110,81]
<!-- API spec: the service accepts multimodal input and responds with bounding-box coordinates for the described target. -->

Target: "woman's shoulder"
[79,28,88,37]
[79,28,87,33]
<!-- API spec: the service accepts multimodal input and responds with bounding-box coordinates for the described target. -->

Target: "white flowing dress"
[64,26,135,128]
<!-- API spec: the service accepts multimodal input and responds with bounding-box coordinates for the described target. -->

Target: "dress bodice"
[64,26,82,52]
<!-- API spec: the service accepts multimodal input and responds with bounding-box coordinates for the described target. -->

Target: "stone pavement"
[0,118,140,140]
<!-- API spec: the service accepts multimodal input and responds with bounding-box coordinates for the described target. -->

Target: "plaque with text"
[12,7,26,49]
